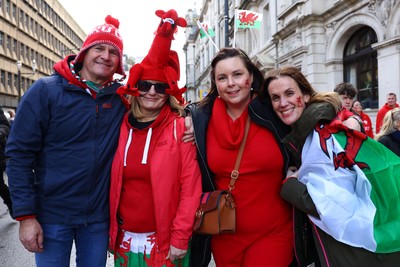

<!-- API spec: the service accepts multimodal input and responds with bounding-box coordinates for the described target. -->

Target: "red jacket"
[359,111,374,138]
[109,108,202,258]
[376,103,400,133]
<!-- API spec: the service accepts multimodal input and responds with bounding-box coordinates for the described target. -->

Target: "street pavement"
[0,173,214,267]
[0,173,114,267]
[0,203,114,267]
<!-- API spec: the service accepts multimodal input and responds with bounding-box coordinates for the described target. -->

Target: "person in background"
[334,82,363,131]
[263,65,400,267]
[108,9,201,267]
[6,15,128,267]
[376,93,399,134]
[352,100,374,138]
[6,110,15,127]
[375,108,400,156]
[0,107,11,217]
[187,48,300,267]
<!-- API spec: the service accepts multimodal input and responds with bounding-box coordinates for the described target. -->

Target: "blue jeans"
[35,221,109,267]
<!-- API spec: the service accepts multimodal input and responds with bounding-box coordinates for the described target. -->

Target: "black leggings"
[0,171,12,213]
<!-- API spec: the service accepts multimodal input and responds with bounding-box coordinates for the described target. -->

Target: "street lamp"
[16,59,37,102]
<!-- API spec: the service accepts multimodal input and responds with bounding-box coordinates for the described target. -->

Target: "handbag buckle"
[195,209,204,218]
[231,170,239,180]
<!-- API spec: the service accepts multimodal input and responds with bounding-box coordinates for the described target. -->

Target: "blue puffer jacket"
[6,71,126,224]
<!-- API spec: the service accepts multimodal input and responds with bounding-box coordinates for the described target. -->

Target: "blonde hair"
[309,92,342,113]
[130,95,185,120]
[375,108,400,141]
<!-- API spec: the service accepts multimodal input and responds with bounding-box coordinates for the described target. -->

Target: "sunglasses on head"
[137,80,169,94]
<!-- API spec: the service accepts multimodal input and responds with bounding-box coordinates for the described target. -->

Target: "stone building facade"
[184,0,400,125]
[0,0,85,109]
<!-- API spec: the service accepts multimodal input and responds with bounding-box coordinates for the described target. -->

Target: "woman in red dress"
[188,48,294,267]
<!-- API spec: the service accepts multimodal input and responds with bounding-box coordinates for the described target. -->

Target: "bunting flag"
[196,19,219,51]
[235,10,263,29]
[299,119,400,253]
[197,20,215,38]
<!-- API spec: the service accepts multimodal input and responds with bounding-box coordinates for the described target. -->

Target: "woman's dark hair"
[200,47,264,107]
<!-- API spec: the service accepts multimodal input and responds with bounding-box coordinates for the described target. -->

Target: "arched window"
[343,26,378,109]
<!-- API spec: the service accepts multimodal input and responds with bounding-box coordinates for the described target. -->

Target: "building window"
[0,31,3,48]
[12,3,16,18]
[343,26,378,109]
[5,0,9,15]
[7,72,11,87]
[21,77,25,92]
[19,10,23,25]
[13,38,17,53]
[14,73,18,89]
[25,13,29,29]
[262,4,271,43]
[0,70,5,87]
[6,35,11,50]
[20,43,24,58]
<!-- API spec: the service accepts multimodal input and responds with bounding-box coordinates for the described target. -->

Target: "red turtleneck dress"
[207,98,293,267]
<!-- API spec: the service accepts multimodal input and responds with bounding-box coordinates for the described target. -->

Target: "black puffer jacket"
[0,107,10,169]
[378,131,400,157]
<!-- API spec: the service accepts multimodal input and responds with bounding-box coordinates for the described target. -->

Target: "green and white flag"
[299,120,400,253]
[235,10,262,29]
[197,20,215,39]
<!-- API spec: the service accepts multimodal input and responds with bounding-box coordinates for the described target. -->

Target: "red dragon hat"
[118,9,187,104]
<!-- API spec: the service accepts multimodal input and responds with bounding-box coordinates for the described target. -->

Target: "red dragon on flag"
[238,11,259,27]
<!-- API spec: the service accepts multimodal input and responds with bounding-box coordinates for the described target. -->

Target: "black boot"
[4,190,13,218]
[5,203,14,219]
[0,180,13,218]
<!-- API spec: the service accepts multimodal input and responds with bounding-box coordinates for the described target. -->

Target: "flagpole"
[196,19,219,52]
[233,9,237,48]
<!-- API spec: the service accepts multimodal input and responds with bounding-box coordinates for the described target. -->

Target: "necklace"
[69,61,126,92]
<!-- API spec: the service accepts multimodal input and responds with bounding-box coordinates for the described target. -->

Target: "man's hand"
[182,115,195,143]
[166,245,187,262]
[286,166,298,179]
[19,218,44,252]
[343,117,362,131]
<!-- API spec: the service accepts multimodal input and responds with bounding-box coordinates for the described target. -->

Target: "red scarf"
[209,97,249,150]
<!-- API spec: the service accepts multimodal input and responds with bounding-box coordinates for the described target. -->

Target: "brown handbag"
[193,116,251,235]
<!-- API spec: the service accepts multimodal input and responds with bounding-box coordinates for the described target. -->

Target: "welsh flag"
[299,120,400,253]
[196,20,215,39]
[235,10,262,29]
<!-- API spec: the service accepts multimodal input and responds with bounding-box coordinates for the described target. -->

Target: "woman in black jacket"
[187,48,318,267]
[375,107,400,156]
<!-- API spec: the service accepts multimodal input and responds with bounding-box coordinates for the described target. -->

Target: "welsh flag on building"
[235,10,263,29]
[299,119,400,253]
[197,20,215,38]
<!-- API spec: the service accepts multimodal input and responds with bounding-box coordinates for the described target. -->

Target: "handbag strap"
[228,115,251,192]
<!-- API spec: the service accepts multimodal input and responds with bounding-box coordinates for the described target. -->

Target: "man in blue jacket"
[6,15,128,267]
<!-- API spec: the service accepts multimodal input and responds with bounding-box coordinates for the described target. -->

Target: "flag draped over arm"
[299,120,400,253]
